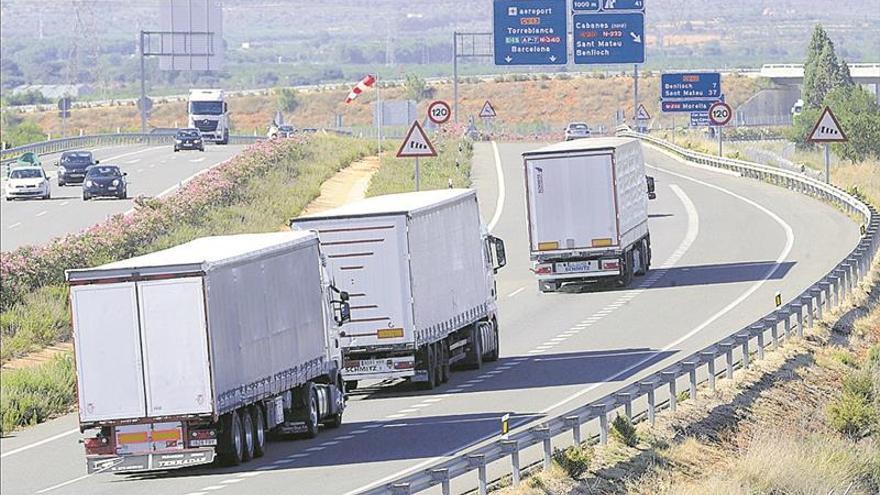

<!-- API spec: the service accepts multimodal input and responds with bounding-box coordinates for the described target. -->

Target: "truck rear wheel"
[466,324,483,370]
[633,241,647,276]
[218,412,245,466]
[303,384,319,439]
[251,405,266,458]
[618,251,635,287]
[485,319,500,362]
[241,409,255,461]
[418,345,438,390]
[324,378,344,428]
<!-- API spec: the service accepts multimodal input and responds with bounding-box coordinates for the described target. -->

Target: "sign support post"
[718,126,723,157]
[415,157,420,192]
[824,144,831,184]
[633,64,639,129]
[396,121,438,192]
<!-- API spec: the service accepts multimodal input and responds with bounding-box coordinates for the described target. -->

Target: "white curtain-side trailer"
[292,189,507,390]
[523,138,652,292]
[68,232,351,473]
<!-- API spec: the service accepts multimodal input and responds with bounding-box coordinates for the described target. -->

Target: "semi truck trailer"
[68,232,350,473]
[523,137,652,292]
[188,89,230,144]
[292,189,507,390]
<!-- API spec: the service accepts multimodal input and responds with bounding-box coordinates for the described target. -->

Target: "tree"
[403,73,428,102]
[276,88,300,113]
[824,85,880,163]
[802,25,853,108]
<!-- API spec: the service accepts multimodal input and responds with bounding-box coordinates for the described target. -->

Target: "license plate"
[555,261,597,274]
[343,357,414,375]
[108,186,117,190]
[189,439,217,447]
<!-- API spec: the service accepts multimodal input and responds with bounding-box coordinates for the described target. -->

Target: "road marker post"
[500,413,510,440]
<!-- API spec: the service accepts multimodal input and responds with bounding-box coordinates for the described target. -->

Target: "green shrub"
[0,285,71,363]
[611,414,639,447]
[0,353,77,435]
[827,391,877,438]
[843,370,875,401]
[553,444,592,478]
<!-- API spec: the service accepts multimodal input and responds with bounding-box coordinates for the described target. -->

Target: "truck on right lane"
[523,137,652,292]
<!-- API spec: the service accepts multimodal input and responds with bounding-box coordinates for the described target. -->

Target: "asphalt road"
[0,144,246,251]
[0,141,860,495]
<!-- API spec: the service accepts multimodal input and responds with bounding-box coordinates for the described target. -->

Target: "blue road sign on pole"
[690,112,710,127]
[493,0,568,65]
[662,100,718,112]
[573,12,645,64]
[661,73,721,99]
[572,0,600,10]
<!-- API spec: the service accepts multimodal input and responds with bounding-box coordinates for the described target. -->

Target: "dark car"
[57,150,98,186]
[82,165,127,200]
[174,128,205,152]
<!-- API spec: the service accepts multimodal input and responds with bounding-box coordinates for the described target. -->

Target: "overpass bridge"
[761,63,880,86]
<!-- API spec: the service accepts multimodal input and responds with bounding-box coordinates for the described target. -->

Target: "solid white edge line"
[487,141,505,232]
[1,427,78,459]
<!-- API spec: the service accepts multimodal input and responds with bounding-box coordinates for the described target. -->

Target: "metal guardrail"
[0,133,265,166]
[358,131,879,495]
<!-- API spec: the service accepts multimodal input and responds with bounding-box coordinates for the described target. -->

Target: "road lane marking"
[1,427,78,458]
[8,222,21,229]
[124,158,142,164]
[487,141,506,231]
[137,168,144,173]
[287,453,310,459]
[507,287,525,298]
[386,413,407,418]
[201,485,227,490]
[59,201,69,206]
[220,478,244,484]
[305,446,326,452]
[36,211,47,217]
[341,173,706,495]
[35,474,92,494]
[335,435,356,440]
[190,157,207,163]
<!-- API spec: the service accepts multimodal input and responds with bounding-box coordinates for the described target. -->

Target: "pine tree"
[802,25,839,108]
[837,59,855,88]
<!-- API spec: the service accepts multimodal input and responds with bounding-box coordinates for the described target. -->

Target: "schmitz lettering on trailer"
[535,167,544,193]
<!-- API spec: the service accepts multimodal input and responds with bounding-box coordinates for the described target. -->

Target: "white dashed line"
[363,424,383,429]
[421,398,443,403]
[386,413,407,419]
[507,287,525,298]
[272,459,295,465]
[8,222,21,229]
[446,388,463,393]
[335,435,356,440]
[220,478,244,484]
[320,440,341,446]
[349,429,370,434]
[59,201,69,206]
[305,446,326,452]
[287,453,310,459]
[201,486,226,491]
[35,211,47,217]
[459,384,474,388]
[237,472,264,478]
[397,409,419,414]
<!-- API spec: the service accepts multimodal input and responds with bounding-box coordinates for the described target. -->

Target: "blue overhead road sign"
[572,0,600,10]
[493,0,568,66]
[573,13,645,64]
[661,100,718,112]
[599,0,645,11]
[661,73,721,99]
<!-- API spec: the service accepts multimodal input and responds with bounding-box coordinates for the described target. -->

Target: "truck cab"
[188,89,230,144]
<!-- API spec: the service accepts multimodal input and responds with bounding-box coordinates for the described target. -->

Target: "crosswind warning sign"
[636,104,651,120]
[808,107,848,143]
[479,100,497,119]
[396,121,437,158]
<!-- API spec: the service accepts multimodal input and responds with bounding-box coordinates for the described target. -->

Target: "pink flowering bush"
[0,137,308,311]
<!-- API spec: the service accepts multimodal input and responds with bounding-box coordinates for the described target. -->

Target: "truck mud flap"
[87,448,215,474]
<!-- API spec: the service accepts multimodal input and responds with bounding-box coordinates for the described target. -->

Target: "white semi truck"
[68,232,350,473]
[523,137,652,292]
[188,89,230,144]
[292,189,507,390]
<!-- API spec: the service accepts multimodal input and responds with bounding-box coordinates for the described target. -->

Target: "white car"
[564,122,592,141]
[5,166,51,201]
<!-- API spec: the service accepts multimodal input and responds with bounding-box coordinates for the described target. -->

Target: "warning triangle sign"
[636,104,651,120]
[479,100,497,118]
[808,106,848,143]
[396,121,437,158]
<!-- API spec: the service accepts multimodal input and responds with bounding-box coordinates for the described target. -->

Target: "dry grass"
[19,74,760,137]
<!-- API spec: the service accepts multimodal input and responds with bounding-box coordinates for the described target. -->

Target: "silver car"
[564,122,591,141]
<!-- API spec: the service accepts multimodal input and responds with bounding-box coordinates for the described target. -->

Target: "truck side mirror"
[339,302,351,324]
[340,291,350,302]
[95,160,100,164]
[490,236,507,272]
[646,176,656,200]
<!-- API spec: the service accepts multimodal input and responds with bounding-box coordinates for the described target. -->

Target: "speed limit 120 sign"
[708,102,733,126]
[427,100,452,125]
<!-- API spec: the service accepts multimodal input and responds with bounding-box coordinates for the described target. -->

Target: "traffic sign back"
[808,107,848,143]
[397,121,437,158]
[479,101,497,119]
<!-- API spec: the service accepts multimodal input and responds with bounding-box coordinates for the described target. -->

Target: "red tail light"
[534,264,552,275]
[84,435,114,455]
[601,260,620,270]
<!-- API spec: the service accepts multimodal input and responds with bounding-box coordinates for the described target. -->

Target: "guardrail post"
[615,389,638,420]
[430,469,451,495]
[782,310,792,341]
[749,324,765,360]
[661,370,679,412]
[499,441,520,488]
[683,360,699,400]
[390,482,411,495]
[701,350,718,392]
[814,287,825,321]
[591,404,610,445]
[639,379,659,425]
[769,315,781,348]
[564,415,582,445]
[736,332,751,368]
[468,454,488,495]
[718,341,735,379]
[534,426,552,471]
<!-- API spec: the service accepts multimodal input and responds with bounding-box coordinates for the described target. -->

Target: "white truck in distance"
[188,89,230,144]
[67,232,350,473]
[523,137,652,292]
[292,189,507,390]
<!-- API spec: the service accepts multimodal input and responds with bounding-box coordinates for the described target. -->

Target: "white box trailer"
[67,232,350,474]
[291,189,507,390]
[523,137,652,292]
